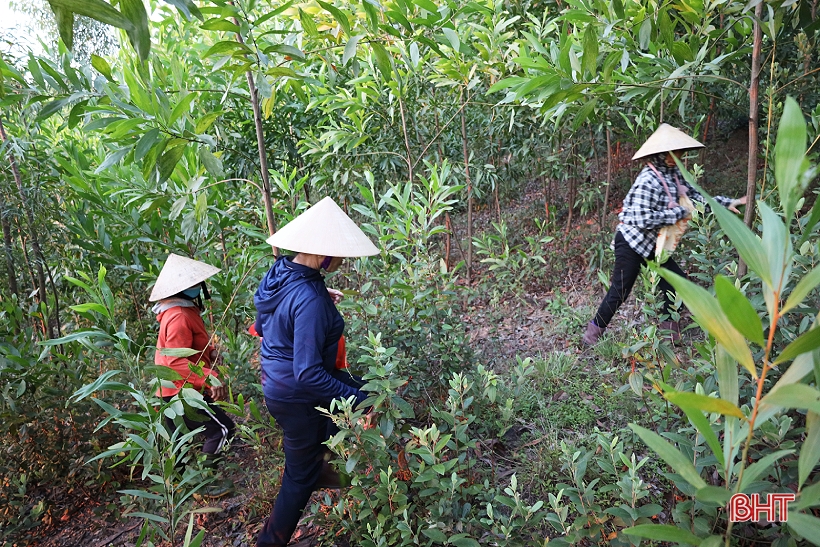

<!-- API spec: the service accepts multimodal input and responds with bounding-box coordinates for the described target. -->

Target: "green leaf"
[316,0,351,36]
[135,128,160,161]
[203,40,251,58]
[144,364,184,381]
[714,275,764,346]
[715,344,738,406]
[762,384,820,414]
[299,8,318,37]
[442,27,460,52]
[624,524,702,545]
[677,404,725,467]
[70,302,109,316]
[264,44,306,61]
[195,111,221,134]
[159,347,199,358]
[800,412,820,489]
[169,92,198,126]
[775,96,808,220]
[794,481,820,509]
[739,449,795,491]
[343,35,363,65]
[47,0,135,31]
[695,485,731,505]
[52,5,75,50]
[759,200,792,292]
[629,424,707,490]
[799,195,820,247]
[158,140,187,181]
[783,264,820,313]
[655,268,755,377]
[371,42,392,81]
[421,528,447,542]
[582,25,598,77]
[91,54,114,80]
[119,0,151,60]
[450,537,480,547]
[199,147,225,178]
[200,18,240,32]
[788,512,820,547]
[163,0,203,21]
[675,163,771,286]
[638,18,652,50]
[665,391,744,419]
[774,326,820,364]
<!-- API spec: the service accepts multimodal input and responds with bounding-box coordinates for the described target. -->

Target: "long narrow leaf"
[629,424,707,490]
[655,268,756,377]
[739,449,795,491]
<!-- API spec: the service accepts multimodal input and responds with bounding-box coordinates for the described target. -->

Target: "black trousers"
[162,394,236,455]
[592,231,686,328]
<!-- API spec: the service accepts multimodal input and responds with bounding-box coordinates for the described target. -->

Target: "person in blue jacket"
[254,197,379,547]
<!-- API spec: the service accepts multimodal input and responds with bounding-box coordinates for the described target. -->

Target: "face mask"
[183,287,201,299]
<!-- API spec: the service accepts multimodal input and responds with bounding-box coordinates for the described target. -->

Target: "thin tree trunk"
[600,127,612,229]
[434,104,451,272]
[232,25,277,254]
[738,2,763,278]
[398,94,414,183]
[1,209,18,297]
[0,117,50,333]
[18,228,37,295]
[459,88,473,285]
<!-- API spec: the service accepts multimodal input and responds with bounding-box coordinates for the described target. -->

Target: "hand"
[209,347,224,367]
[359,411,378,430]
[209,384,227,401]
[327,288,344,305]
[667,201,680,209]
[729,195,748,214]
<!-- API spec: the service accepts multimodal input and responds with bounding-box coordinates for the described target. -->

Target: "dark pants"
[162,394,236,455]
[256,399,333,547]
[593,231,686,328]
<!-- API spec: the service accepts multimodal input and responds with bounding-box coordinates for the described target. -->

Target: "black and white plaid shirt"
[617,156,733,258]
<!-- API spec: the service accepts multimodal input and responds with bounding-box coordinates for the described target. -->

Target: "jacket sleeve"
[162,313,214,391]
[621,173,688,229]
[292,298,366,406]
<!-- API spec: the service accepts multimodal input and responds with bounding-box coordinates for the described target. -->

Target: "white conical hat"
[149,254,221,302]
[632,123,704,160]
[266,197,379,257]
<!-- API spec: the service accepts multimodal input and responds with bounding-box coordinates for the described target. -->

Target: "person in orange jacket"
[150,254,236,473]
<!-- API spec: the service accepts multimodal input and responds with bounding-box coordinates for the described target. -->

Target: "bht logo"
[729,493,796,522]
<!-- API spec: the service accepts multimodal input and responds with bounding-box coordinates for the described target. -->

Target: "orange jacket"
[154,306,217,397]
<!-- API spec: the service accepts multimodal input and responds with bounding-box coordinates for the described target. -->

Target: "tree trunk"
[233,24,277,254]
[0,116,51,334]
[398,94,414,183]
[459,88,473,285]
[738,2,763,278]
[1,208,18,297]
[600,126,612,229]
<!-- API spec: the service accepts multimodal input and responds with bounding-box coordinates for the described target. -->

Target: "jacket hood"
[254,256,324,314]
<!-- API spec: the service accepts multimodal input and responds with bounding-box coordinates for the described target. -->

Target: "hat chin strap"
[320,256,333,270]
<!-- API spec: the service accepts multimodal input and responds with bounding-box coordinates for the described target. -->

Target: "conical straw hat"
[149,254,221,302]
[632,123,704,160]
[266,197,379,257]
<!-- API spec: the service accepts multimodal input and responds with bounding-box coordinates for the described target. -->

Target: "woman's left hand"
[729,195,748,214]
[327,288,344,304]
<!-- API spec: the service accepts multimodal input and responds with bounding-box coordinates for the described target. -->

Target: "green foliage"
[630,98,820,546]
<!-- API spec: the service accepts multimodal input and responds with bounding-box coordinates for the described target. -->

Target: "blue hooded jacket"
[254,256,366,406]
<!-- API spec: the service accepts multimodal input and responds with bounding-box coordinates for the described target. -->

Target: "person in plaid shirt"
[583,124,746,346]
